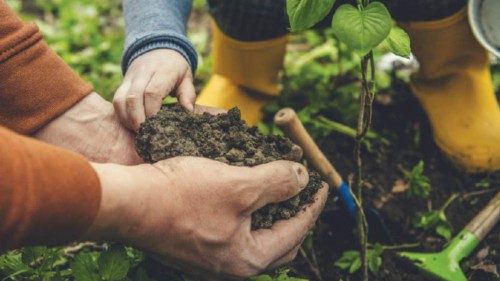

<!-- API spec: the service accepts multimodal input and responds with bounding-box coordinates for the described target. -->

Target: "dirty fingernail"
[293,163,309,188]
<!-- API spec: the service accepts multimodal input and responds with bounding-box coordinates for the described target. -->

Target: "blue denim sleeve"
[122,0,197,75]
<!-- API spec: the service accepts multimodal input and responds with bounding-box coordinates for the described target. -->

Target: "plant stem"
[352,54,372,281]
[352,0,373,279]
[380,242,420,250]
[299,247,323,281]
[440,193,459,212]
[461,188,500,199]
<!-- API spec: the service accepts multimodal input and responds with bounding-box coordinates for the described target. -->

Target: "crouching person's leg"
[387,0,500,171]
[197,0,289,125]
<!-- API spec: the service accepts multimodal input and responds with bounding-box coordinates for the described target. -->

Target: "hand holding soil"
[113,49,196,131]
[85,157,328,279]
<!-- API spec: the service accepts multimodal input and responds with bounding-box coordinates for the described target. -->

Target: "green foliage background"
[2,0,500,280]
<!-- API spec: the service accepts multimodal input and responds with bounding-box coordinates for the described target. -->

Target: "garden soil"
[280,78,499,281]
[135,105,323,229]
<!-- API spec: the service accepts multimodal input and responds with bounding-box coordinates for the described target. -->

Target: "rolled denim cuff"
[122,35,198,75]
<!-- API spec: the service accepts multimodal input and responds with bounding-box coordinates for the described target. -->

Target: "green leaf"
[349,256,362,273]
[21,247,60,271]
[368,252,382,274]
[287,0,336,32]
[436,224,452,240]
[98,245,130,281]
[334,250,360,270]
[406,160,431,199]
[331,2,392,55]
[249,269,307,281]
[368,255,382,274]
[21,247,48,266]
[0,252,32,276]
[71,252,100,281]
[334,259,352,270]
[384,26,411,58]
[249,275,273,281]
[414,210,441,229]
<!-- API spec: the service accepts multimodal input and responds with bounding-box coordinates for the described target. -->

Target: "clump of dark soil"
[135,105,323,229]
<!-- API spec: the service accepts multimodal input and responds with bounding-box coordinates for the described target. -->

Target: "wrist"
[35,93,142,165]
[122,35,198,74]
[84,163,137,241]
[83,162,178,245]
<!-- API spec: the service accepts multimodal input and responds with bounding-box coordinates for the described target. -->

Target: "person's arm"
[115,0,197,131]
[0,2,141,165]
[0,126,101,251]
[121,0,196,75]
[0,1,92,135]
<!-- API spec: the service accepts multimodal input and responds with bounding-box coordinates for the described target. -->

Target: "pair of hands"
[35,90,328,279]
[34,49,329,278]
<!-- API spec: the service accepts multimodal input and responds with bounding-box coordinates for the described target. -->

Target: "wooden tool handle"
[465,191,500,240]
[274,108,343,188]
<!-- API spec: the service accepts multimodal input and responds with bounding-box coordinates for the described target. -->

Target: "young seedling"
[413,193,459,240]
[286,0,411,280]
[405,160,431,199]
[334,243,384,275]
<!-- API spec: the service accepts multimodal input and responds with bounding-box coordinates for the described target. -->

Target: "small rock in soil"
[135,105,323,229]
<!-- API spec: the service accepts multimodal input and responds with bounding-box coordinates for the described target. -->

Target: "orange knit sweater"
[0,1,101,251]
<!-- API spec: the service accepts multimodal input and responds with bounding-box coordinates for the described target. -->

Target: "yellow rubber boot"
[402,9,500,171]
[197,20,287,125]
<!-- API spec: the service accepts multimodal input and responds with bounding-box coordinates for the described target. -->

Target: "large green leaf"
[98,245,130,281]
[287,0,336,32]
[384,26,411,58]
[331,2,392,55]
[71,253,100,281]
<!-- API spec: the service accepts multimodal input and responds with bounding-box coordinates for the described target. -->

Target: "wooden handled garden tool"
[274,108,392,243]
[399,191,500,281]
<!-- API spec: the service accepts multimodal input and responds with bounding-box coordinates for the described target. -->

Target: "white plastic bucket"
[468,0,500,57]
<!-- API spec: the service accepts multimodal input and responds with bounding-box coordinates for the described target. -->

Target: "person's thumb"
[247,160,309,213]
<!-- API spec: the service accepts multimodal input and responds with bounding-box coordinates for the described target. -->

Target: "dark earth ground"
[275,77,500,281]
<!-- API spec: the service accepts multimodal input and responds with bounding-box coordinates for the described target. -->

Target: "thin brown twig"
[353,54,371,281]
[299,247,323,281]
[460,188,500,199]
[380,242,421,250]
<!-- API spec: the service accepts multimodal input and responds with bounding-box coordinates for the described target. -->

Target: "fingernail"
[291,145,303,160]
[293,163,309,188]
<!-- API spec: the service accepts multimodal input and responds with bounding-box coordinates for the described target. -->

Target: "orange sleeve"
[0,1,93,135]
[0,126,101,252]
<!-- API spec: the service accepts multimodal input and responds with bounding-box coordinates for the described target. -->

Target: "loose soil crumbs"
[135,105,323,229]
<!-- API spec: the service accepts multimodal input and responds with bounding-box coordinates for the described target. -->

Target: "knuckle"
[144,88,161,99]
[234,188,260,211]
[125,95,140,108]
[113,96,124,106]
[278,164,300,194]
